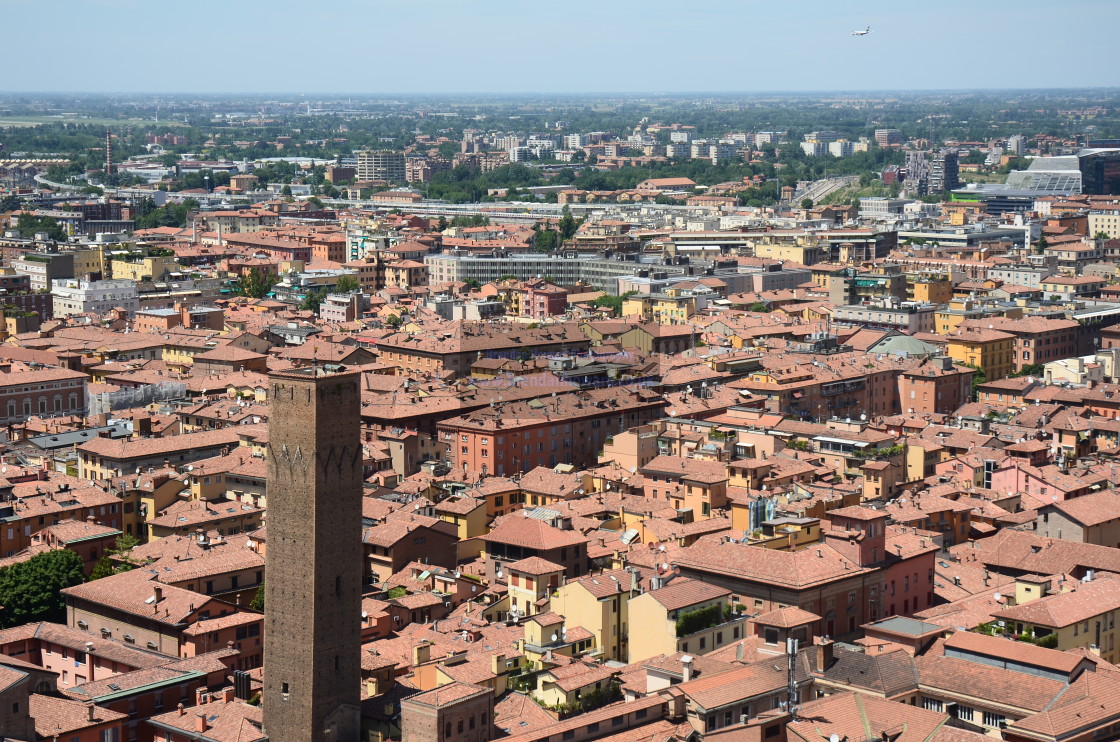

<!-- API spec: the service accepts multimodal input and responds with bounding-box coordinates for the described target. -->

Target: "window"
[955,705,974,722]
[983,711,1005,728]
[922,698,943,712]
[764,628,779,645]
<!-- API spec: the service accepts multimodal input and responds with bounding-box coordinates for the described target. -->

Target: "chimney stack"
[196,713,208,733]
[86,702,95,722]
[153,585,163,603]
[814,640,834,673]
[680,654,694,682]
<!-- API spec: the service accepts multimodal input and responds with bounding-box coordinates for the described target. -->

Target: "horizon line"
[2,86,1120,98]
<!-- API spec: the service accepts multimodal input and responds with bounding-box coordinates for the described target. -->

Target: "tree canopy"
[134,198,199,230]
[300,288,328,312]
[334,274,361,294]
[235,268,278,299]
[0,549,86,628]
[16,214,68,242]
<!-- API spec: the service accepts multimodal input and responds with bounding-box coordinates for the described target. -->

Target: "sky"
[4,0,1118,95]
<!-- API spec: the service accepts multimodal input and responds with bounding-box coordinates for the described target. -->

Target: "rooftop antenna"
[786,637,799,719]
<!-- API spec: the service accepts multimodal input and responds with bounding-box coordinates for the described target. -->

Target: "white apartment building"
[52,279,139,317]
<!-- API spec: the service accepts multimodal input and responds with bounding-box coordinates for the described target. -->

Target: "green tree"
[1034,235,1049,255]
[334,274,361,294]
[589,291,637,316]
[300,288,328,312]
[250,583,265,612]
[235,268,278,299]
[386,586,408,599]
[800,198,814,209]
[16,214,68,241]
[436,216,448,231]
[558,205,581,240]
[0,549,86,628]
[962,363,988,401]
[1094,231,1111,241]
[89,555,116,580]
[1011,363,1046,378]
[280,185,292,197]
[533,227,560,252]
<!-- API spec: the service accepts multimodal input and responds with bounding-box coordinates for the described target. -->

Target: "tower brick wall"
[263,367,363,742]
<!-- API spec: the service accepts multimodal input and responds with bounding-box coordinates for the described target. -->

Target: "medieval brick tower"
[264,367,362,742]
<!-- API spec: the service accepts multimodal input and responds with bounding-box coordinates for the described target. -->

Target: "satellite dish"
[830,735,841,742]
[551,633,558,642]
[661,562,669,571]
[860,413,867,421]
[496,570,503,579]
[993,592,1002,601]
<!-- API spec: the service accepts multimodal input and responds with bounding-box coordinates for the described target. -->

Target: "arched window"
[53,395,62,412]
[38,397,47,414]
[68,393,77,410]
[6,400,14,419]
[22,398,31,416]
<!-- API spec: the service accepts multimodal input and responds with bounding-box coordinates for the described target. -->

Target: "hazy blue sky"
[5,0,1118,94]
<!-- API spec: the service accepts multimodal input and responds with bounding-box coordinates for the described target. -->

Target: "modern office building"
[874,129,902,147]
[356,149,406,183]
[929,149,960,193]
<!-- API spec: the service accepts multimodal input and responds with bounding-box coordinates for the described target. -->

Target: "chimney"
[491,653,505,676]
[177,703,185,717]
[680,654,695,682]
[366,678,378,697]
[815,640,834,673]
[196,713,208,733]
[412,642,431,665]
[196,688,207,706]
[153,585,163,603]
[221,686,235,703]
[86,702,95,722]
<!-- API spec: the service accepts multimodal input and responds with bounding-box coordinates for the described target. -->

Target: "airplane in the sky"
[851,26,870,36]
